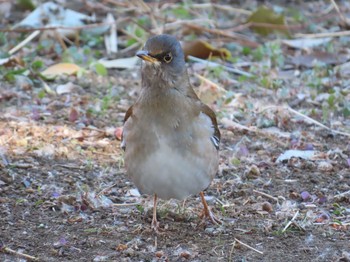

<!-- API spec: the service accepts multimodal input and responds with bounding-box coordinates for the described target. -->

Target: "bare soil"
[1,1,350,261]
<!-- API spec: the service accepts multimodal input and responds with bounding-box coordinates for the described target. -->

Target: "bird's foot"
[199,206,222,225]
[151,216,160,233]
[199,191,222,225]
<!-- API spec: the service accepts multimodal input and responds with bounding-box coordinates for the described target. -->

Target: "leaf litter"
[0,0,350,261]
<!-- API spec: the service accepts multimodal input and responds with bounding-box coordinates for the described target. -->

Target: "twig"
[221,118,287,147]
[159,18,215,33]
[330,0,348,24]
[1,246,39,261]
[249,22,304,31]
[253,190,278,203]
[53,164,81,169]
[261,105,350,138]
[183,23,259,48]
[119,29,145,44]
[282,210,299,233]
[295,30,350,39]
[188,55,253,77]
[229,240,236,261]
[286,107,350,137]
[334,190,350,199]
[113,202,141,207]
[97,183,118,197]
[191,3,252,15]
[234,238,264,255]
[8,30,40,55]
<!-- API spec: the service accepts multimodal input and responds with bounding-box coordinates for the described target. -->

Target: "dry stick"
[191,3,252,15]
[282,210,299,233]
[118,29,144,44]
[113,202,141,207]
[261,105,350,138]
[1,22,115,33]
[97,182,119,197]
[286,107,350,137]
[330,0,348,24]
[188,55,253,77]
[221,118,287,147]
[234,238,264,255]
[295,30,350,38]
[160,18,215,32]
[1,246,39,261]
[334,190,350,199]
[229,240,236,261]
[253,190,278,203]
[249,22,304,31]
[8,30,40,55]
[183,23,259,48]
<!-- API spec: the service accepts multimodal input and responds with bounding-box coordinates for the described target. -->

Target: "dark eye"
[163,53,172,63]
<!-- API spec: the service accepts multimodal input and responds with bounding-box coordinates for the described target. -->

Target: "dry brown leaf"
[41,63,82,79]
[182,40,231,60]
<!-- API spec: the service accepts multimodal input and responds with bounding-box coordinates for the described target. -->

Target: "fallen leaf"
[182,40,231,60]
[17,2,108,37]
[56,82,80,95]
[69,107,79,122]
[247,6,289,36]
[41,63,82,79]
[276,150,315,163]
[282,38,332,50]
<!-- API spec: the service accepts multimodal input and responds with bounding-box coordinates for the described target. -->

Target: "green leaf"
[172,6,191,19]
[3,68,28,82]
[16,0,35,10]
[38,90,46,99]
[95,63,107,76]
[242,47,251,56]
[31,60,44,71]
[134,27,145,38]
[327,94,335,107]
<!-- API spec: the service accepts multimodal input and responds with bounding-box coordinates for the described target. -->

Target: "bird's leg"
[199,191,222,225]
[151,193,159,232]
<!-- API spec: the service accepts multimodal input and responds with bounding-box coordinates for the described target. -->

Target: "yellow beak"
[136,50,159,63]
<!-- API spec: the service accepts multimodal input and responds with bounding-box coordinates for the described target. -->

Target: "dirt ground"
[1,1,350,261]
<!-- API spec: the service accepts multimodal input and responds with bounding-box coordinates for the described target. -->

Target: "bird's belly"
[124,111,218,200]
[127,140,218,200]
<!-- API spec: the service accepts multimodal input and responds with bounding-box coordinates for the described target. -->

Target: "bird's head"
[136,34,187,88]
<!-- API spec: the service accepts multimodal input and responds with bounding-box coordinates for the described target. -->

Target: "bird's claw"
[199,207,222,225]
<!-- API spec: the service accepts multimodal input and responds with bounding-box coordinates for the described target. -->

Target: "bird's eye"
[163,53,173,63]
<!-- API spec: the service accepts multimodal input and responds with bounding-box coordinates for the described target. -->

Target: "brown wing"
[121,105,133,151]
[200,103,220,150]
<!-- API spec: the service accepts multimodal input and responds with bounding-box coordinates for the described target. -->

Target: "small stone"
[262,202,273,212]
[245,165,261,179]
[317,161,333,172]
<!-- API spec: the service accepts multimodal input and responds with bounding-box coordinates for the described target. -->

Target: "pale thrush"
[122,34,221,231]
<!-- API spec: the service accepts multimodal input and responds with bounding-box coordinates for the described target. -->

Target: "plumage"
[122,34,221,230]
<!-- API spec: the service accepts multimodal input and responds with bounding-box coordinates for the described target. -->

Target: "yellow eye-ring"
[163,53,172,63]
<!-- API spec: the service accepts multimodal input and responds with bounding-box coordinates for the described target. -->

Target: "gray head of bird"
[136,34,187,89]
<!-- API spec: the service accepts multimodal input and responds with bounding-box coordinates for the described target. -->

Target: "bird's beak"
[136,50,159,63]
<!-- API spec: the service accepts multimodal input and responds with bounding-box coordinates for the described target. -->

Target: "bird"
[122,34,221,231]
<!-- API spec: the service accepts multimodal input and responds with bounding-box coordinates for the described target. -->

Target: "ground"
[0,1,350,261]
